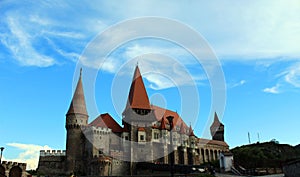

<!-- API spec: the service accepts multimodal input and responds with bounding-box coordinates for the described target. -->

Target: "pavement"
[215,173,284,177]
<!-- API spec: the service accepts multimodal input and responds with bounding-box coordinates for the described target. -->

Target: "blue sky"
[1,0,300,169]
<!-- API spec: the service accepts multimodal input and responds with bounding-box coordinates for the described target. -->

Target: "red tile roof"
[89,113,123,133]
[137,127,145,131]
[160,117,167,130]
[126,66,151,110]
[67,70,88,115]
[180,122,186,134]
[197,138,229,147]
[151,105,189,134]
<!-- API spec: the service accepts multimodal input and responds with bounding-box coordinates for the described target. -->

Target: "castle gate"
[9,166,22,177]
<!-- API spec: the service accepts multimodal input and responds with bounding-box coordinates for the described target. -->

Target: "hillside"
[231,141,300,168]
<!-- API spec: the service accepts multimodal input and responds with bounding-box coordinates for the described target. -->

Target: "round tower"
[65,69,89,175]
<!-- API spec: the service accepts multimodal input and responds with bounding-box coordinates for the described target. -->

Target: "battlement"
[84,126,112,135]
[40,150,66,156]
[1,161,26,167]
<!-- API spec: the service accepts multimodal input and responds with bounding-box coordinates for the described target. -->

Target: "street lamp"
[166,116,174,177]
[0,147,4,164]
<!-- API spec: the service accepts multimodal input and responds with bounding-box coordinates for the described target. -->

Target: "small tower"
[65,69,89,175]
[210,112,224,141]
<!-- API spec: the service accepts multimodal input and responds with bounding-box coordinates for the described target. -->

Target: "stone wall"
[37,150,66,176]
[0,161,26,177]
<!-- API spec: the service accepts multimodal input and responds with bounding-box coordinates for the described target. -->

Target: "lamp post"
[0,147,4,164]
[166,116,174,177]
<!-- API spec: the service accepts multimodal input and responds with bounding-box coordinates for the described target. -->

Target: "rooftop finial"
[80,68,82,77]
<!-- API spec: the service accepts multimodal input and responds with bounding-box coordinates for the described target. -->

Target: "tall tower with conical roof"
[65,69,89,175]
[210,112,224,141]
[122,65,156,125]
[122,65,157,174]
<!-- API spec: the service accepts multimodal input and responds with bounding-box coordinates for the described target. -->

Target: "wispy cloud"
[1,17,55,67]
[228,80,246,89]
[263,84,280,94]
[284,63,300,88]
[3,143,52,170]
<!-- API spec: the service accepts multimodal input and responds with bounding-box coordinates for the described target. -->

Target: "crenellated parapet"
[1,161,26,170]
[1,161,27,177]
[40,150,66,156]
[84,126,112,136]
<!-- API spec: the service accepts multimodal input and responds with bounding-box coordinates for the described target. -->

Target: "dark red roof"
[189,125,195,137]
[126,66,151,110]
[210,112,224,130]
[137,127,145,131]
[67,70,88,115]
[180,122,186,134]
[90,113,123,133]
[152,105,189,134]
[160,117,167,130]
[123,122,130,132]
[197,138,229,147]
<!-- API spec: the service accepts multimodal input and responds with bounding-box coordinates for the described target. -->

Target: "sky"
[1,0,300,170]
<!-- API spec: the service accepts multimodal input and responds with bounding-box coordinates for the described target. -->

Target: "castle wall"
[0,161,26,177]
[84,126,111,157]
[37,150,66,176]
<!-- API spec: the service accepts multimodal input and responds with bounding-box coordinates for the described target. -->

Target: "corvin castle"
[37,65,229,176]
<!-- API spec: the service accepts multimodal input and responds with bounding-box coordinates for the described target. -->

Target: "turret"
[65,69,89,175]
[210,112,224,141]
[122,65,157,127]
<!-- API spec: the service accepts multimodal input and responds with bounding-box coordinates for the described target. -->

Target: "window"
[140,135,144,141]
[99,149,103,155]
[125,136,129,140]
[154,132,159,139]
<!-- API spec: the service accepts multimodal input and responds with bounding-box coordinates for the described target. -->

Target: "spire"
[67,69,88,115]
[160,117,167,130]
[211,112,224,129]
[210,112,225,141]
[189,124,195,137]
[126,65,151,110]
[180,122,185,134]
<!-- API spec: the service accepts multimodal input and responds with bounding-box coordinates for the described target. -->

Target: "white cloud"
[3,143,53,170]
[2,1,300,69]
[1,17,55,67]
[263,84,280,94]
[229,80,246,88]
[284,63,300,88]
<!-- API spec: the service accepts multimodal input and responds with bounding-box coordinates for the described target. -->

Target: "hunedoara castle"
[37,66,229,176]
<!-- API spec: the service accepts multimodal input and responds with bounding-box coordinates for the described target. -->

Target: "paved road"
[215,173,284,177]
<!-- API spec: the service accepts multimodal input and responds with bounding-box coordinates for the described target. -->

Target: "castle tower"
[210,112,224,141]
[122,65,156,127]
[65,69,89,175]
[122,65,157,174]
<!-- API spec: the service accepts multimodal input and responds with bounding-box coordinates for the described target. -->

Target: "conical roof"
[126,65,151,110]
[67,69,88,115]
[210,112,224,130]
[160,117,167,130]
[180,122,186,134]
[189,125,195,137]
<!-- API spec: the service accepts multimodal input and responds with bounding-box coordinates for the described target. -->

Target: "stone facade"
[0,161,27,177]
[37,66,230,176]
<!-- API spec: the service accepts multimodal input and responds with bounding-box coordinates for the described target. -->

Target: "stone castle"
[37,66,229,176]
